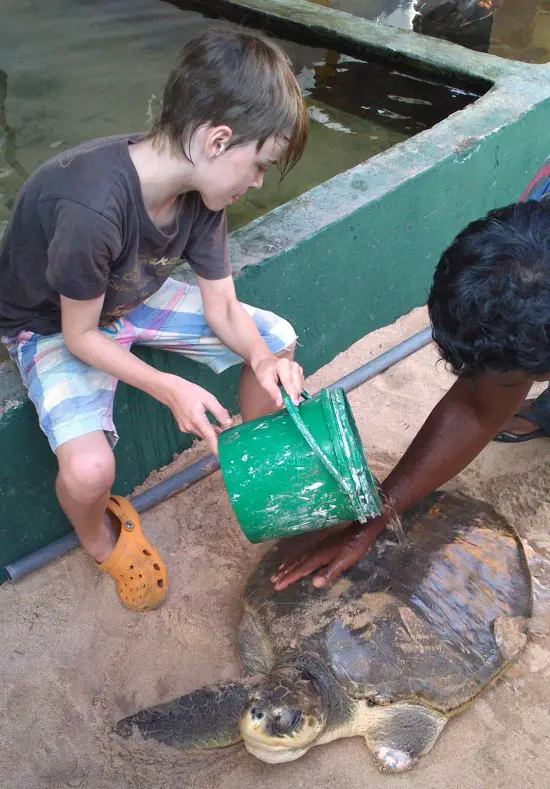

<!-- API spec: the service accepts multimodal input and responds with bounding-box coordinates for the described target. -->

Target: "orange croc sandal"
[99,496,168,611]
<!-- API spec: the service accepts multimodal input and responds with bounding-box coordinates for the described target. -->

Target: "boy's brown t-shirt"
[0,134,231,336]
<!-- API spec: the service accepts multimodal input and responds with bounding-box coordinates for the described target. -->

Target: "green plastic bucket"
[218,387,381,543]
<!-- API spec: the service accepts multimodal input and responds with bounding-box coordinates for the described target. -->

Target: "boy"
[273,194,550,590]
[0,28,308,610]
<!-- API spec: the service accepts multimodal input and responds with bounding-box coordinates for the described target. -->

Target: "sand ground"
[1,306,549,789]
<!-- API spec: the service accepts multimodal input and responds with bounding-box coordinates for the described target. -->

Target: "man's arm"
[272,372,532,590]
[371,373,533,517]
[61,295,231,453]
[198,275,303,406]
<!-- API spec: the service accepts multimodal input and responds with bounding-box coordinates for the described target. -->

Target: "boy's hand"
[252,355,304,407]
[160,375,232,455]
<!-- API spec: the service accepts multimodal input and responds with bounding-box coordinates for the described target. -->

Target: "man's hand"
[271,370,534,592]
[161,375,232,455]
[271,515,388,590]
[252,354,304,407]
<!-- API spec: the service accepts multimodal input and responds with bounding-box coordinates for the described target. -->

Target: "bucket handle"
[281,390,353,497]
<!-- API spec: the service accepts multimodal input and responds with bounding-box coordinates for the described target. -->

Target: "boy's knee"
[58,446,115,503]
[276,340,296,359]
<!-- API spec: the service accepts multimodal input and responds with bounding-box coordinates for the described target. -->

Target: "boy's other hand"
[160,374,232,455]
[252,355,304,407]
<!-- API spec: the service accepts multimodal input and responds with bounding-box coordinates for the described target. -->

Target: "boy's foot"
[493,400,548,443]
[96,508,121,562]
[99,496,168,611]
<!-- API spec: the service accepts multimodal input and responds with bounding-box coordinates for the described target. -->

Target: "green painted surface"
[1,0,549,572]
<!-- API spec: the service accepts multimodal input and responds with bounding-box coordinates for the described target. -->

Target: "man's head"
[149,27,308,211]
[428,200,550,383]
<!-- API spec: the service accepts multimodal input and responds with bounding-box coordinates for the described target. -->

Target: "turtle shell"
[243,491,532,714]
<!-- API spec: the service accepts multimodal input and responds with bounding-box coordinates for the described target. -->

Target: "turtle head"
[239,667,327,763]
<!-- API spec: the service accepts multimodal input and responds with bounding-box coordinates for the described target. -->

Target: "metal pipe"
[4,326,431,582]
[130,454,220,513]
[3,455,220,583]
[334,326,433,394]
[4,532,81,582]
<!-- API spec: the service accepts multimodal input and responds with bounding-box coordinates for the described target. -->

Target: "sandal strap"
[100,496,145,573]
[99,496,167,611]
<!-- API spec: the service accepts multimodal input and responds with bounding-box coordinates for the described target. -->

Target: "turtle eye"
[289,710,303,732]
[270,708,302,735]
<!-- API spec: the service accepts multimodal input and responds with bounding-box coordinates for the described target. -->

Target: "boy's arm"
[272,373,532,590]
[197,275,303,406]
[61,295,231,453]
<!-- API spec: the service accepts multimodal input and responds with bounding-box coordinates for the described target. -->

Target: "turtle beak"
[240,705,269,740]
[243,704,266,734]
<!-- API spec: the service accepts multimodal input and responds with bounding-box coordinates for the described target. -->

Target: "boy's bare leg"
[55,431,117,563]
[239,345,296,422]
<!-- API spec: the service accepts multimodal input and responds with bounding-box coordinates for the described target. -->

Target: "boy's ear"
[205,125,233,159]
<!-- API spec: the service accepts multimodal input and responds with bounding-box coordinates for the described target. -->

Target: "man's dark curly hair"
[428,200,550,377]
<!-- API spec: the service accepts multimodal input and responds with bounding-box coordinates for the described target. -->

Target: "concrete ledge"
[1,0,549,570]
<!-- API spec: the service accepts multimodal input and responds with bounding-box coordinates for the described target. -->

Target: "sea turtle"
[116,491,532,773]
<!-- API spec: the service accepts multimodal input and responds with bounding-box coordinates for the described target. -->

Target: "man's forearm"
[378,375,532,521]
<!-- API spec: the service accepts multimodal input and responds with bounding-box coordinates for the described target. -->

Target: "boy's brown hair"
[150,27,309,177]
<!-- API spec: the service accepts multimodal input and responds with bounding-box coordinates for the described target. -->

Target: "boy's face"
[196,130,286,212]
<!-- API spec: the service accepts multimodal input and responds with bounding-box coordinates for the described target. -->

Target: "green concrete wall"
[1,0,549,572]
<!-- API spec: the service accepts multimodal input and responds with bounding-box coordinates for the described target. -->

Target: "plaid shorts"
[3,278,296,452]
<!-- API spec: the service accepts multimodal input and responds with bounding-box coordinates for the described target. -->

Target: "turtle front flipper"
[364,702,447,773]
[115,679,256,750]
